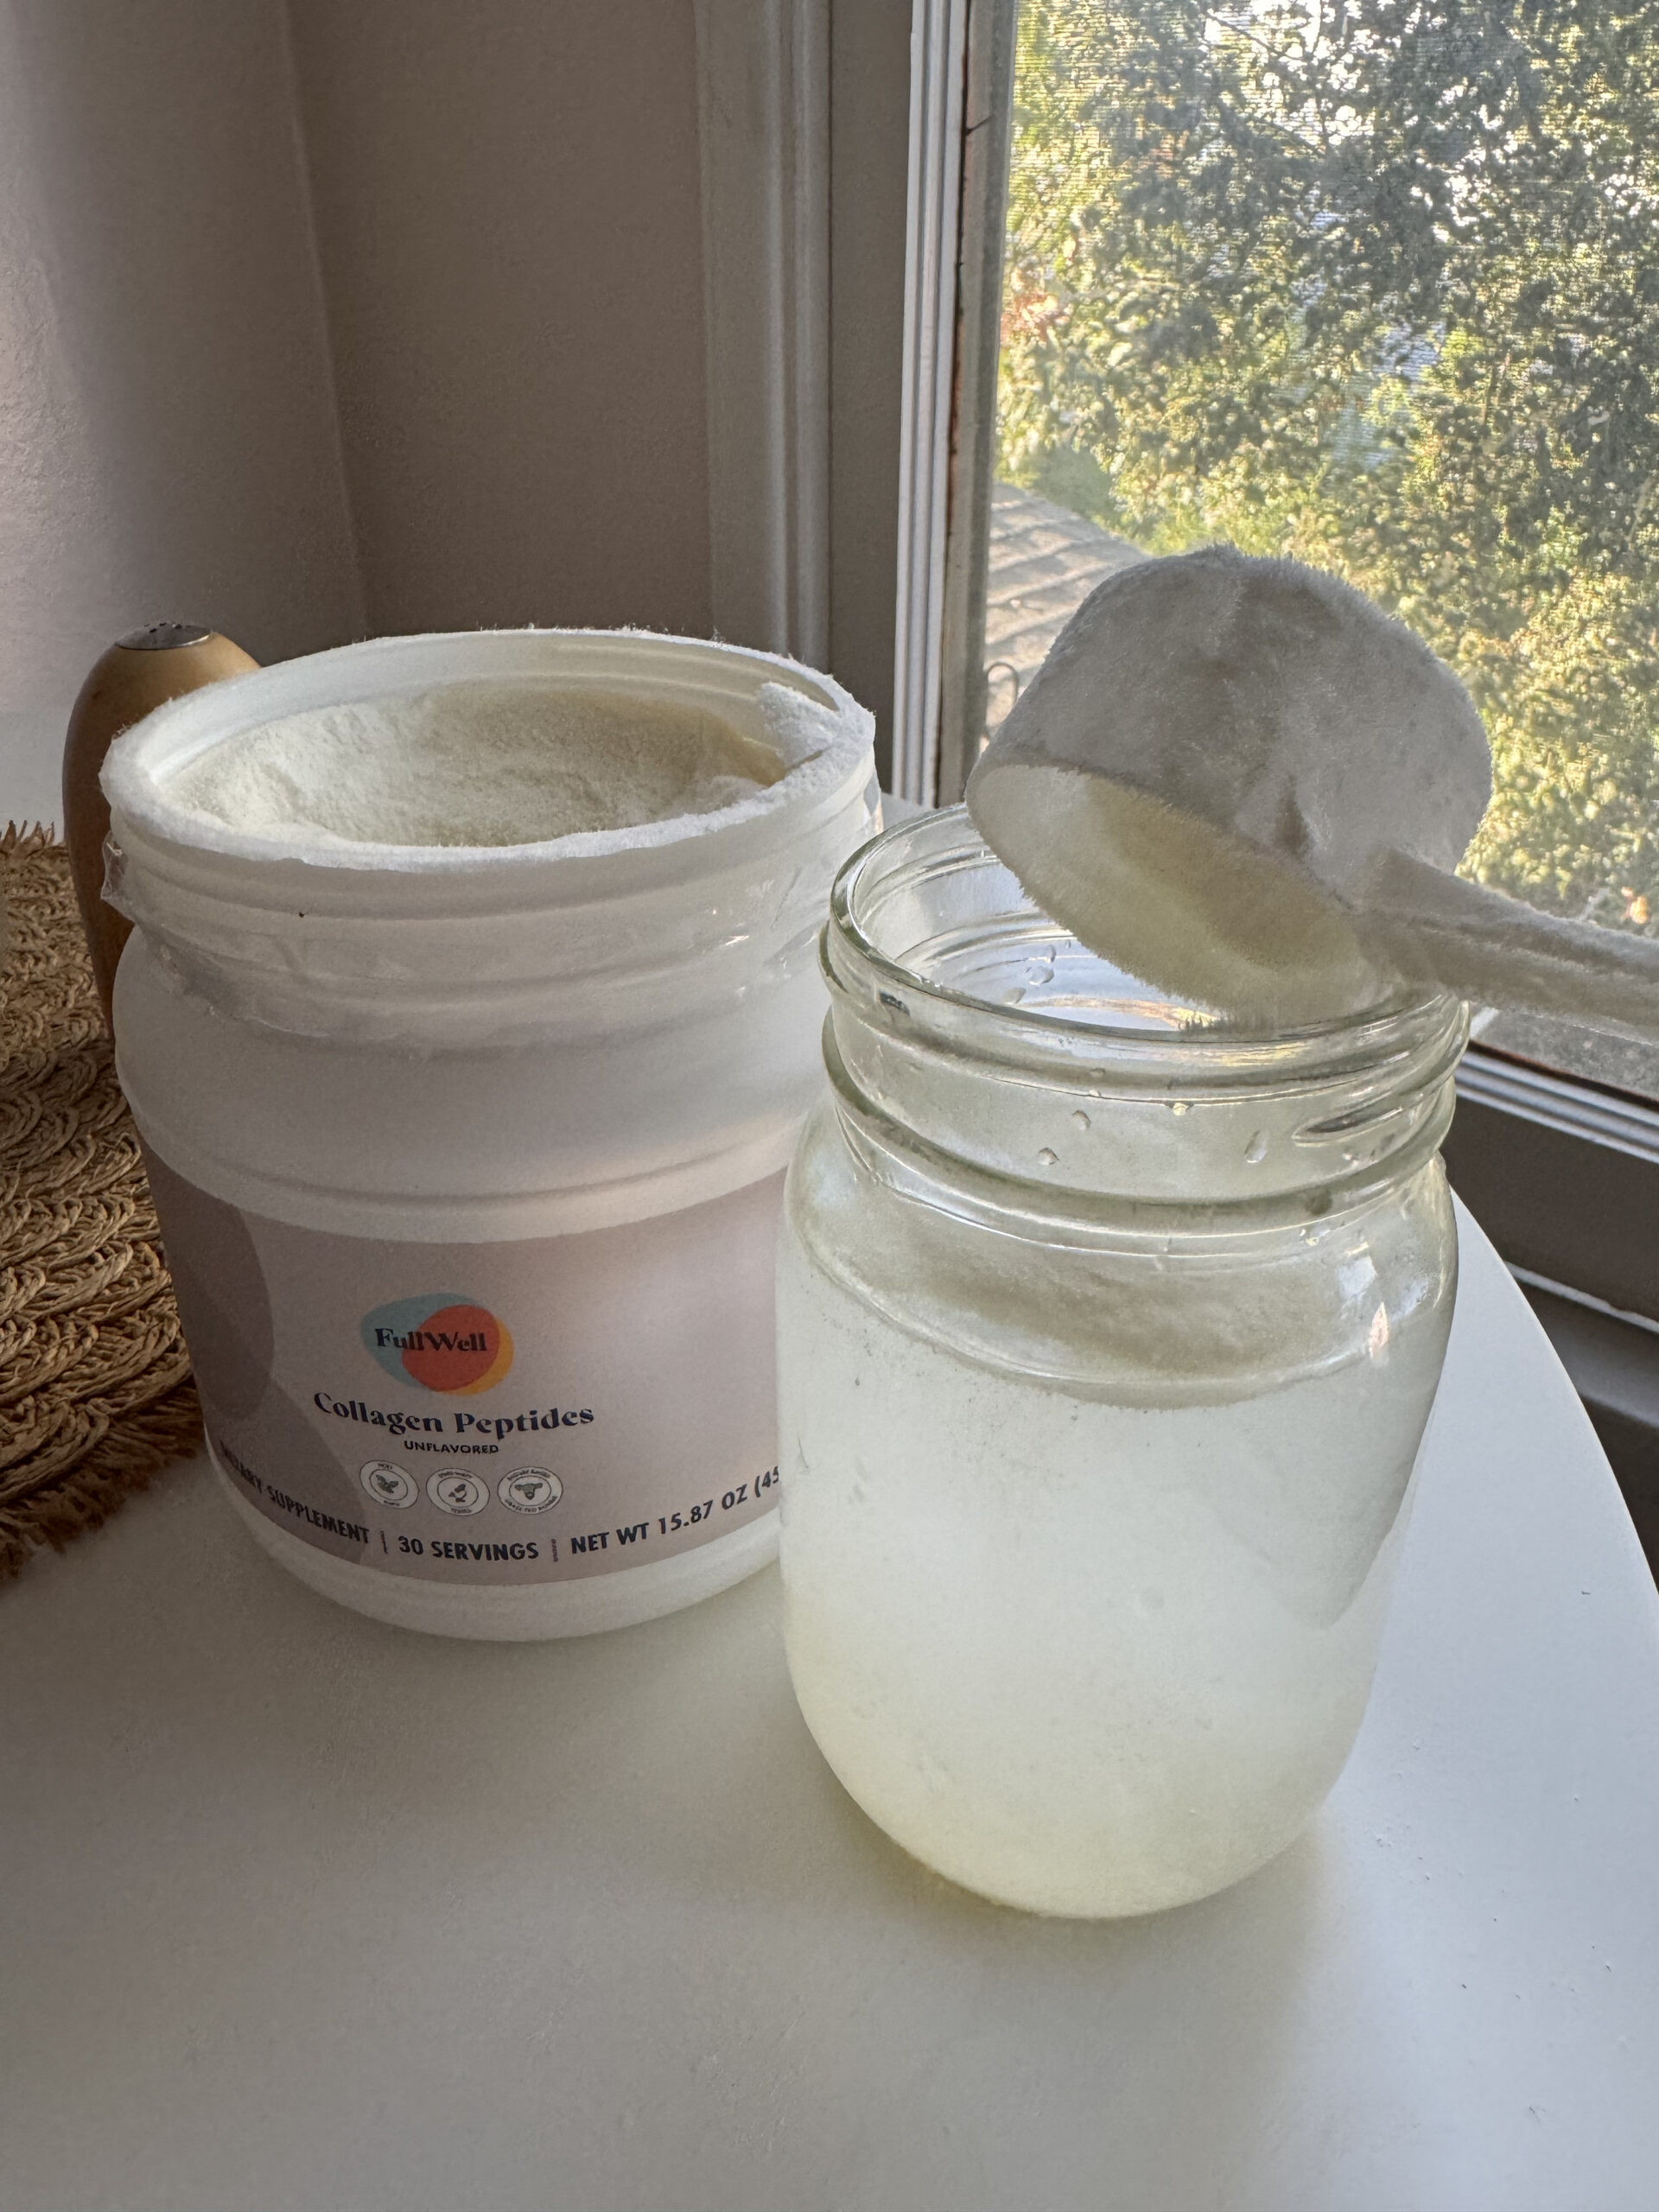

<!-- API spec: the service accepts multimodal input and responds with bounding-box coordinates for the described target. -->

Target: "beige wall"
[0,0,364,824]
[285,0,711,640]
[0,0,714,829]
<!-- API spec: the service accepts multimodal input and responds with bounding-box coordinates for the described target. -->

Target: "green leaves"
[998,0,1659,923]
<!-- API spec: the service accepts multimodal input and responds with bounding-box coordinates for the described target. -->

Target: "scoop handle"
[63,624,257,1026]
[1356,849,1659,1045]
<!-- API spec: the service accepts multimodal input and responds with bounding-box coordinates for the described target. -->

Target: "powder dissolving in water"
[778,1107,1454,1917]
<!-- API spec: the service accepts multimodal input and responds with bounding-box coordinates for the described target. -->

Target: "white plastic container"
[103,629,876,1638]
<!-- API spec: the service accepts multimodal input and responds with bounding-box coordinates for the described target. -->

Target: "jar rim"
[829,806,1465,1096]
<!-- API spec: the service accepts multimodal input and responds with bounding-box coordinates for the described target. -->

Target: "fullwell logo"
[361,1294,514,1395]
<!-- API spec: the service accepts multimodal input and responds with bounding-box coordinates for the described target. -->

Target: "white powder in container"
[166,682,786,849]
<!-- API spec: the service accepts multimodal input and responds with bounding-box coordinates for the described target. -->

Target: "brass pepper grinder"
[62,623,257,1027]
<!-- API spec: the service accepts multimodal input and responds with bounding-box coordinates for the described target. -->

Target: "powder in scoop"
[165,681,783,849]
[968,549,1491,1025]
[969,549,1659,1039]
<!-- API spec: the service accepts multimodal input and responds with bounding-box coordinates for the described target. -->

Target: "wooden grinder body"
[62,625,257,1025]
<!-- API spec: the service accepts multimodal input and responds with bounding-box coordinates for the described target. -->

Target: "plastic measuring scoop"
[967,548,1659,1038]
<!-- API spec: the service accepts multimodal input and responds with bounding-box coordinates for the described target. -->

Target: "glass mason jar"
[777,809,1466,1918]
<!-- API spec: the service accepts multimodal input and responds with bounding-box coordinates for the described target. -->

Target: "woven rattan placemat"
[1,825,200,1580]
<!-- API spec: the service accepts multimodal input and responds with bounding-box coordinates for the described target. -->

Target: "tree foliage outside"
[996,0,1659,931]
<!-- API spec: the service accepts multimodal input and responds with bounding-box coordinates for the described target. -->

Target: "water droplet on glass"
[1245,1129,1268,1164]
[1003,987,1027,1006]
[1036,1147,1058,1168]
[1071,1109,1090,1133]
[1168,1098,1192,1116]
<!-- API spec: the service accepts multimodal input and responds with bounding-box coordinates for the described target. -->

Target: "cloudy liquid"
[777,1230,1447,1917]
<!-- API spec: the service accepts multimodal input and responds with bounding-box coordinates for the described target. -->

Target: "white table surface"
[3,1203,1656,2212]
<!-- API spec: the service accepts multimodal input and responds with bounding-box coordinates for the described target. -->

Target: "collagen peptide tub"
[103,629,876,1637]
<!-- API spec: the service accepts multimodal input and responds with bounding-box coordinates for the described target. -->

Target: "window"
[900,0,1659,1322]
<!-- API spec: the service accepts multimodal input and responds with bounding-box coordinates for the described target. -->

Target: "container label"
[145,1152,783,1584]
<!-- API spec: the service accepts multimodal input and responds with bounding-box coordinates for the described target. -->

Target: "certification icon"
[499,1467,563,1514]
[426,1470,490,1516]
[359,1460,416,1509]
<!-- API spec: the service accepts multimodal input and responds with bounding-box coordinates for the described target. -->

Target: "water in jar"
[778,1221,1450,1916]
